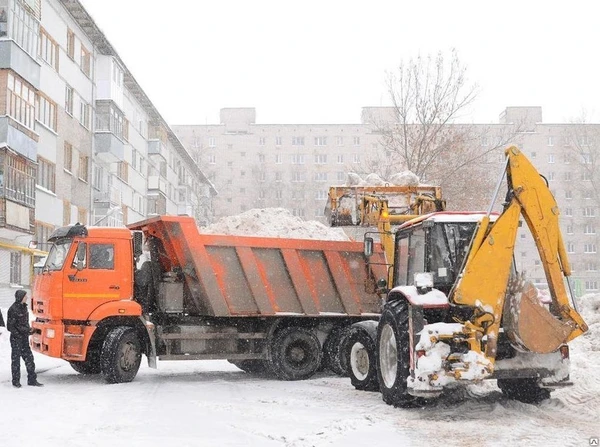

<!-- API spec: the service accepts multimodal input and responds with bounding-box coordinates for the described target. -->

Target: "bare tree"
[364,49,521,210]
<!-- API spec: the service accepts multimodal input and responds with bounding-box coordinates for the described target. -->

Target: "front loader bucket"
[504,281,574,353]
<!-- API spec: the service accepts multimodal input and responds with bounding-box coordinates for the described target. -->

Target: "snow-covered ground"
[0,293,598,447]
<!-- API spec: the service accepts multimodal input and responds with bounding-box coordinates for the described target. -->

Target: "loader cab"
[392,212,492,294]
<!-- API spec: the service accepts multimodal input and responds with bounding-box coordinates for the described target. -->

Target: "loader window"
[429,222,477,285]
[407,228,425,285]
[395,236,410,286]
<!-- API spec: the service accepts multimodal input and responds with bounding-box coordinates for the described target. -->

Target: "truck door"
[62,241,127,320]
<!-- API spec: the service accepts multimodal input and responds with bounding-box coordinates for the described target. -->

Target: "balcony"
[94,132,124,164]
[0,198,34,237]
[0,40,41,89]
[93,185,122,206]
[0,117,38,160]
[148,175,168,196]
[148,140,167,162]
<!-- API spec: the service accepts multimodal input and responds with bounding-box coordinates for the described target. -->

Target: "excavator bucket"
[503,280,574,353]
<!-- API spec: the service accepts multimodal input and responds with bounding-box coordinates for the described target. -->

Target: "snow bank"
[200,208,350,241]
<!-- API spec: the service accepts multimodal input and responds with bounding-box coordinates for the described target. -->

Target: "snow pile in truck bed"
[345,170,421,186]
[199,208,350,241]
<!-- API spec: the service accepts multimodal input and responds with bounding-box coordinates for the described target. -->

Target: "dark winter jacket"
[7,302,31,337]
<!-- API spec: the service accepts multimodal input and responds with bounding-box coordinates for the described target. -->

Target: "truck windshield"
[429,222,477,284]
[45,239,72,271]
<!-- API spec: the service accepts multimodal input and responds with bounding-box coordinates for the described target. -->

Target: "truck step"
[159,332,267,340]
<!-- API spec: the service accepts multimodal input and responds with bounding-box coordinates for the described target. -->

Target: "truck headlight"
[46,329,55,339]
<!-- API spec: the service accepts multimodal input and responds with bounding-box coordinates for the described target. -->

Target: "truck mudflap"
[141,316,157,369]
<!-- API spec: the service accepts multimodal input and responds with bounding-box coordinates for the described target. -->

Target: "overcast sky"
[78,0,599,126]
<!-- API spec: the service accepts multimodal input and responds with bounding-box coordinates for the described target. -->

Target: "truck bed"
[129,216,386,317]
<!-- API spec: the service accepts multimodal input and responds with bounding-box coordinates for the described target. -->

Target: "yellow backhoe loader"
[346,146,588,405]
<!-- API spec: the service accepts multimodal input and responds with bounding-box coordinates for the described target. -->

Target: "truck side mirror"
[76,243,86,271]
[364,237,374,257]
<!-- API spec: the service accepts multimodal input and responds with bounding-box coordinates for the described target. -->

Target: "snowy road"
[1,294,598,447]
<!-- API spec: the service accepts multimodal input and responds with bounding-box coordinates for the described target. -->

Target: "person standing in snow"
[7,290,43,388]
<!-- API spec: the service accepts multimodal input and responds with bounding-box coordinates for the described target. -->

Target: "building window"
[314,172,327,182]
[64,142,73,172]
[548,154,555,164]
[564,153,571,164]
[582,153,592,164]
[35,93,57,131]
[292,208,305,217]
[275,154,282,164]
[564,207,573,217]
[314,154,327,164]
[37,157,55,193]
[337,155,344,164]
[584,190,593,200]
[292,172,305,182]
[67,28,75,59]
[584,243,597,253]
[547,172,555,181]
[8,1,37,56]
[586,281,599,291]
[259,171,266,182]
[567,242,575,253]
[80,45,91,77]
[583,207,596,217]
[275,172,282,182]
[547,136,554,146]
[337,172,345,182]
[7,73,35,129]
[65,85,74,116]
[258,154,266,163]
[63,199,71,225]
[353,154,360,163]
[78,155,89,182]
[586,263,598,272]
[275,189,283,199]
[78,207,87,225]
[112,61,123,86]
[80,101,91,129]
[117,162,128,182]
[315,190,328,200]
[0,150,35,207]
[353,136,360,146]
[275,136,282,146]
[584,224,596,235]
[35,222,55,245]
[565,190,572,200]
[208,137,216,147]
[258,190,265,199]
[240,152,246,157]
[566,224,573,234]
[292,136,304,146]
[208,154,216,164]
[336,136,344,146]
[565,172,572,182]
[39,27,59,71]
[315,137,327,146]
[530,152,536,159]
[10,252,21,284]
[582,171,592,181]
[259,137,265,146]
[291,154,305,164]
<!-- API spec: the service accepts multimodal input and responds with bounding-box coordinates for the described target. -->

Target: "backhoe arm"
[451,146,587,363]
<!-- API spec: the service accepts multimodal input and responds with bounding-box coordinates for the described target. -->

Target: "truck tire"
[100,326,142,384]
[377,300,416,407]
[229,359,269,374]
[269,327,322,380]
[497,378,551,403]
[323,326,351,376]
[347,322,379,391]
[69,356,101,375]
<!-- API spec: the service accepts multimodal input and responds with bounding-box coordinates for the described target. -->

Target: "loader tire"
[497,378,551,404]
[69,355,101,375]
[323,326,351,376]
[229,359,269,375]
[347,322,379,391]
[269,327,322,381]
[377,300,416,407]
[100,326,142,384]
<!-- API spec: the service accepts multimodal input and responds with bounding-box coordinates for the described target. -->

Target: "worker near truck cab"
[7,290,43,388]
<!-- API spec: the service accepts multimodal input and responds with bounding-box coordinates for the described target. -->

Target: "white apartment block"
[0,0,215,307]
[174,106,599,296]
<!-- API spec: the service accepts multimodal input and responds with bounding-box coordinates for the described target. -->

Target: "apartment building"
[0,0,214,307]
[174,106,599,296]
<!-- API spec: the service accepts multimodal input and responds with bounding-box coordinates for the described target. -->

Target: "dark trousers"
[10,334,37,385]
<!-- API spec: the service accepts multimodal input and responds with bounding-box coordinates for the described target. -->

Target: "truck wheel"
[377,300,415,407]
[229,359,269,374]
[269,327,322,380]
[323,326,351,376]
[347,323,379,391]
[100,326,142,384]
[497,378,551,403]
[69,356,101,375]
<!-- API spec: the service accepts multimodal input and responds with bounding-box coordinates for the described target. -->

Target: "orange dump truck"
[31,215,385,383]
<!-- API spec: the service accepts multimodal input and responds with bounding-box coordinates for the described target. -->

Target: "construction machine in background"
[344,146,588,405]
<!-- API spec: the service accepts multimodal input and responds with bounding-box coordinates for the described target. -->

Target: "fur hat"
[14,289,27,301]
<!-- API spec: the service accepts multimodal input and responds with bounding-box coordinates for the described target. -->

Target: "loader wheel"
[100,326,142,384]
[323,326,351,376]
[497,378,551,404]
[347,322,379,391]
[269,327,322,380]
[377,300,416,407]
[69,355,101,375]
[229,359,269,375]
